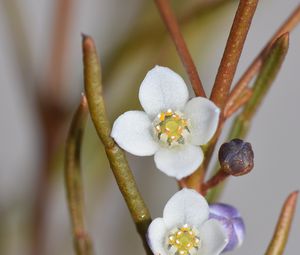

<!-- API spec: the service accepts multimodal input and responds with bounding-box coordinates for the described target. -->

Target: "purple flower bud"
[209,203,245,253]
[219,138,254,176]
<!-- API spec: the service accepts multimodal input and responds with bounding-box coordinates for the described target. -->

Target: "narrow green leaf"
[207,33,289,203]
[265,191,299,255]
[82,35,152,254]
[65,95,93,255]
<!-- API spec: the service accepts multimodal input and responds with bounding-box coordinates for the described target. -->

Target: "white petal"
[198,219,229,255]
[163,189,209,229]
[147,218,167,255]
[184,97,220,145]
[154,144,203,179]
[111,111,159,156]
[139,66,189,117]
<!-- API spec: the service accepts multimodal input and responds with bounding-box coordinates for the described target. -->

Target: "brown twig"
[154,0,206,97]
[224,88,253,118]
[210,0,259,109]
[46,0,75,100]
[226,4,300,109]
[201,169,229,195]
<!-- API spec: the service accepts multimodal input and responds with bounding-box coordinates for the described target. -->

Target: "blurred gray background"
[0,0,299,254]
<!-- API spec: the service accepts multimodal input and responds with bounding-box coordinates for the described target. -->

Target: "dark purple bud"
[218,138,254,176]
[209,203,246,253]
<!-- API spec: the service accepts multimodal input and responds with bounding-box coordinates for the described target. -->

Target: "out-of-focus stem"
[65,95,93,255]
[265,191,299,255]
[82,35,152,254]
[31,1,75,254]
[154,0,206,97]
[210,0,259,109]
[226,4,300,109]
[207,33,289,203]
[46,0,74,100]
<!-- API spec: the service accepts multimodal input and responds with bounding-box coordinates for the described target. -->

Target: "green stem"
[207,33,289,203]
[82,35,152,254]
[265,191,299,255]
[65,95,93,255]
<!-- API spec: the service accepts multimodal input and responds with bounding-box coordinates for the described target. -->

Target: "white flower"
[111,66,220,179]
[147,189,228,255]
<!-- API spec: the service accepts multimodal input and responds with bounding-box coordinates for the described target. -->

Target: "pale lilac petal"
[111,111,159,156]
[139,66,189,117]
[198,219,228,255]
[154,145,203,180]
[184,97,220,145]
[209,203,240,218]
[232,218,246,248]
[209,203,245,252]
[147,218,167,255]
[163,189,209,229]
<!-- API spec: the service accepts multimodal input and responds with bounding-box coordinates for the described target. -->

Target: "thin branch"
[31,1,75,254]
[226,4,300,108]
[210,0,259,109]
[206,33,289,203]
[82,35,152,254]
[265,191,299,255]
[65,95,93,255]
[202,170,229,195]
[154,0,206,97]
[224,88,252,118]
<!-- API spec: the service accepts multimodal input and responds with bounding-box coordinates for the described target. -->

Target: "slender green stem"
[206,33,289,203]
[265,191,299,255]
[210,0,259,109]
[82,35,152,254]
[65,95,93,255]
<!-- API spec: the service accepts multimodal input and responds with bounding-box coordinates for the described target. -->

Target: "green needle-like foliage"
[82,35,152,254]
[65,95,93,255]
[265,191,299,255]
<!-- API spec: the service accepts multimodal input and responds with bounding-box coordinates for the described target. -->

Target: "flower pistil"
[153,109,190,147]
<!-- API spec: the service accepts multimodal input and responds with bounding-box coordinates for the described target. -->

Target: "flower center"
[153,109,190,147]
[166,224,200,255]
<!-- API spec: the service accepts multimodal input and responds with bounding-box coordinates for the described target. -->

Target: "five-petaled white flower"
[111,66,220,179]
[147,189,228,255]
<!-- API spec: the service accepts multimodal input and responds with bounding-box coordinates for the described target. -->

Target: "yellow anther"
[166,225,200,255]
[153,110,190,147]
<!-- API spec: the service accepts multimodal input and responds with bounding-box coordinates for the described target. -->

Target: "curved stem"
[82,35,152,254]
[65,95,93,255]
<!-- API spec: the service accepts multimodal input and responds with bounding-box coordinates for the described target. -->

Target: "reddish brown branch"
[227,4,300,108]
[210,0,259,109]
[202,169,229,195]
[154,0,206,97]
[46,0,74,99]
[31,1,75,255]
[224,88,253,118]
